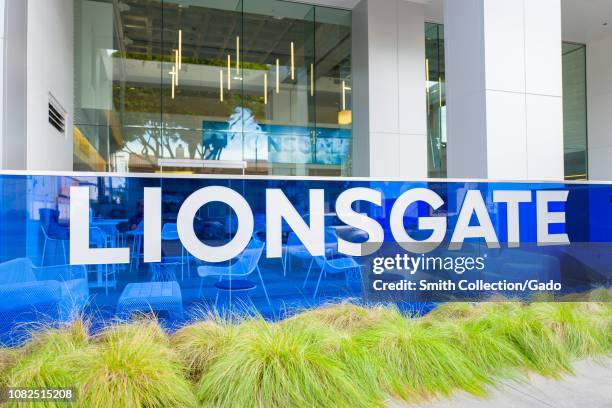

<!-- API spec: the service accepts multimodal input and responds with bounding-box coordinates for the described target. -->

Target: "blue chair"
[126,221,144,272]
[283,231,315,278]
[161,223,189,280]
[149,261,179,282]
[196,237,270,309]
[284,226,338,277]
[39,208,69,266]
[88,227,116,294]
[304,228,360,299]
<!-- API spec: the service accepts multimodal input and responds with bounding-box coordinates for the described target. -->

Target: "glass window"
[74,0,164,173]
[562,42,588,180]
[74,0,352,176]
[425,23,446,179]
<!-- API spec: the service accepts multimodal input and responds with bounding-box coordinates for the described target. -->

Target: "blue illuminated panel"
[0,173,609,345]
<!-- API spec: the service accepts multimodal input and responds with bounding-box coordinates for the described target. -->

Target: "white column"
[2,0,27,170]
[587,32,612,181]
[26,0,73,171]
[444,0,564,181]
[352,0,427,178]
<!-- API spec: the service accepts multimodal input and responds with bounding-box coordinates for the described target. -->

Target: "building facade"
[0,0,610,181]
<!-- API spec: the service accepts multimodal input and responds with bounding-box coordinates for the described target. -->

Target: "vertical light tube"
[227,55,231,90]
[438,77,443,107]
[264,73,268,105]
[168,65,176,99]
[174,49,179,85]
[236,36,240,74]
[220,69,224,102]
[178,30,182,70]
[342,80,346,110]
[170,68,176,99]
[290,41,295,80]
[310,63,314,96]
[276,59,280,93]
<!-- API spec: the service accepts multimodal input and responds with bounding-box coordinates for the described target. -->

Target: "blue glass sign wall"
[0,173,610,345]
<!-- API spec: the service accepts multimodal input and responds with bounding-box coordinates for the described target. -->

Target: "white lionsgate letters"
[69,186,570,265]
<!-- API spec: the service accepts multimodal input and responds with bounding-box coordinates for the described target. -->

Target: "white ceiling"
[301,0,612,43]
[561,0,612,43]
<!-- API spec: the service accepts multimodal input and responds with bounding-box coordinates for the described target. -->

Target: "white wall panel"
[366,0,398,134]
[399,134,427,178]
[524,0,563,97]
[588,147,612,181]
[526,94,564,180]
[398,1,426,136]
[485,90,527,179]
[369,132,399,175]
[483,0,525,93]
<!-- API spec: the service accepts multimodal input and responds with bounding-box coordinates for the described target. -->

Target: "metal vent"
[48,94,66,134]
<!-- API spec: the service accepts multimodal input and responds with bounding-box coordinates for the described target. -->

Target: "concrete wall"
[587,32,612,181]
[26,0,73,171]
[352,0,427,178]
[445,0,564,181]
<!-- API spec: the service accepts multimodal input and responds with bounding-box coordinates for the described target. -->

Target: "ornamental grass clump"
[586,287,612,302]
[602,306,612,351]
[4,320,89,400]
[529,302,609,358]
[73,317,196,408]
[196,318,378,408]
[476,304,572,377]
[356,309,489,401]
[282,314,389,407]
[289,302,396,333]
[424,302,479,321]
[425,315,527,380]
[0,346,18,388]
[171,318,239,381]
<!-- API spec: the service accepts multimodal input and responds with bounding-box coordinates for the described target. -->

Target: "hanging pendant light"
[169,66,176,99]
[338,80,352,125]
[174,49,179,85]
[220,69,224,102]
[236,36,240,75]
[290,41,295,80]
[310,63,314,97]
[264,73,268,105]
[276,59,280,94]
[178,29,182,70]
[227,54,232,90]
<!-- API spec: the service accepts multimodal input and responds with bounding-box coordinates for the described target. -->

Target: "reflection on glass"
[74,0,352,176]
[425,23,446,179]
[562,42,588,180]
